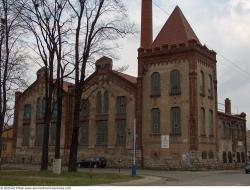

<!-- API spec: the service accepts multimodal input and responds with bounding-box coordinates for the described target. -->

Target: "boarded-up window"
[23,104,32,120]
[209,110,213,136]
[223,151,227,163]
[96,121,108,146]
[50,123,56,146]
[170,70,181,95]
[116,96,126,113]
[35,124,44,146]
[200,108,206,135]
[171,107,181,135]
[208,74,213,97]
[79,122,89,145]
[22,124,30,146]
[200,71,205,95]
[151,108,160,134]
[116,120,126,145]
[151,72,161,96]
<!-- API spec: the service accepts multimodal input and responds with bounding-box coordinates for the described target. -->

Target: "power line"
[152,1,171,15]
[150,1,250,79]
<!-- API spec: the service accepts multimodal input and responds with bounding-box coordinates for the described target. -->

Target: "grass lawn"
[0,170,141,186]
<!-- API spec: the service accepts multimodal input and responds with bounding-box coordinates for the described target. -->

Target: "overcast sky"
[113,0,250,129]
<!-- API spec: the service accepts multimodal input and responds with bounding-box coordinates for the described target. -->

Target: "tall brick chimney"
[141,0,153,49]
[225,98,231,114]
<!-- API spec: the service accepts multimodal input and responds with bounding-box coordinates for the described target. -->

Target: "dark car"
[245,162,250,174]
[77,157,107,168]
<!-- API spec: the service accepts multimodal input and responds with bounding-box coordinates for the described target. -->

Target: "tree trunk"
[68,87,81,172]
[55,70,63,159]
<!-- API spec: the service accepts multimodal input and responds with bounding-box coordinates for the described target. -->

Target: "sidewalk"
[107,175,164,186]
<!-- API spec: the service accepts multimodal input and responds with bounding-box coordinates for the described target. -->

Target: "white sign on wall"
[161,135,169,149]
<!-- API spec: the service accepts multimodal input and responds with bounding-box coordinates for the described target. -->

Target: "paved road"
[79,168,250,186]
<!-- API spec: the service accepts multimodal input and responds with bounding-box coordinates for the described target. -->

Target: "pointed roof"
[153,6,201,47]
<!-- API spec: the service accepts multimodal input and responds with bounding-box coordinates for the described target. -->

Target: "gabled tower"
[138,4,218,169]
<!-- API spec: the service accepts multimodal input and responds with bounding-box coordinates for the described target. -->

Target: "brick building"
[13,1,247,169]
[1,127,15,163]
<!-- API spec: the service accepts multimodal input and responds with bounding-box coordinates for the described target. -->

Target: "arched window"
[151,108,160,134]
[209,110,213,136]
[116,96,126,113]
[228,152,232,163]
[170,70,181,95]
[151,72,161,96]
[223,151,227,163]
[171,107,181,135]
[96,91,102,113]
[103,90,109,113]
[208,74,213,97]
[81,99,90,116]
[202,151,207,159]
[200,107,206,135]
[23,104,32,120]
[200,71,205,95]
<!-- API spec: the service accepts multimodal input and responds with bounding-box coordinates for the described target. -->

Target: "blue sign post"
[132,119,137,177]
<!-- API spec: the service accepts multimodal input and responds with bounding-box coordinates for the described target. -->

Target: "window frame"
[151,72,161,97]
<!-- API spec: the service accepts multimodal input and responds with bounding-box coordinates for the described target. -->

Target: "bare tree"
[67,0,134,172]
[0,0,27,168]
[18,0,73,170]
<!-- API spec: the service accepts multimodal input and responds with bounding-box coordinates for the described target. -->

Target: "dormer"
[95,56,113,73]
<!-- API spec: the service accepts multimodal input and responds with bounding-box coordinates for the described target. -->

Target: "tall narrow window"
[241,152,245,163]
[151,72,161,96]
[96,121,108,146]
[103,91,109,113]
[81,99,90,116]
[151,108,160,134]
[96,91,102,113]
[116,96,126,113]
[237,152,241,163]
[228,152,232,163]
[79,122,89,145]
[41,97,46,117]
[23,104,32,120]
[208,74,213,97]
[170,70,181,95]
[52,102,58,118]
[223,151,227,163]
[50,123,56,145]
[116,120,126,145]
[171,107,181,135]
[22,124,30,146]
[209,110,213,136]
[200,108,206,135]
[36,97,41,118]
[200,71,205,95]
[35,124,44,146]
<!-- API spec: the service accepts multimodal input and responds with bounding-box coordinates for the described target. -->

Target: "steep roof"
[114,71,137,84]
[153,6,201,47]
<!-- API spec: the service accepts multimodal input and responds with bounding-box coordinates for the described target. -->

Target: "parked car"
[245,162,250,174]
[77,157,107,168]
